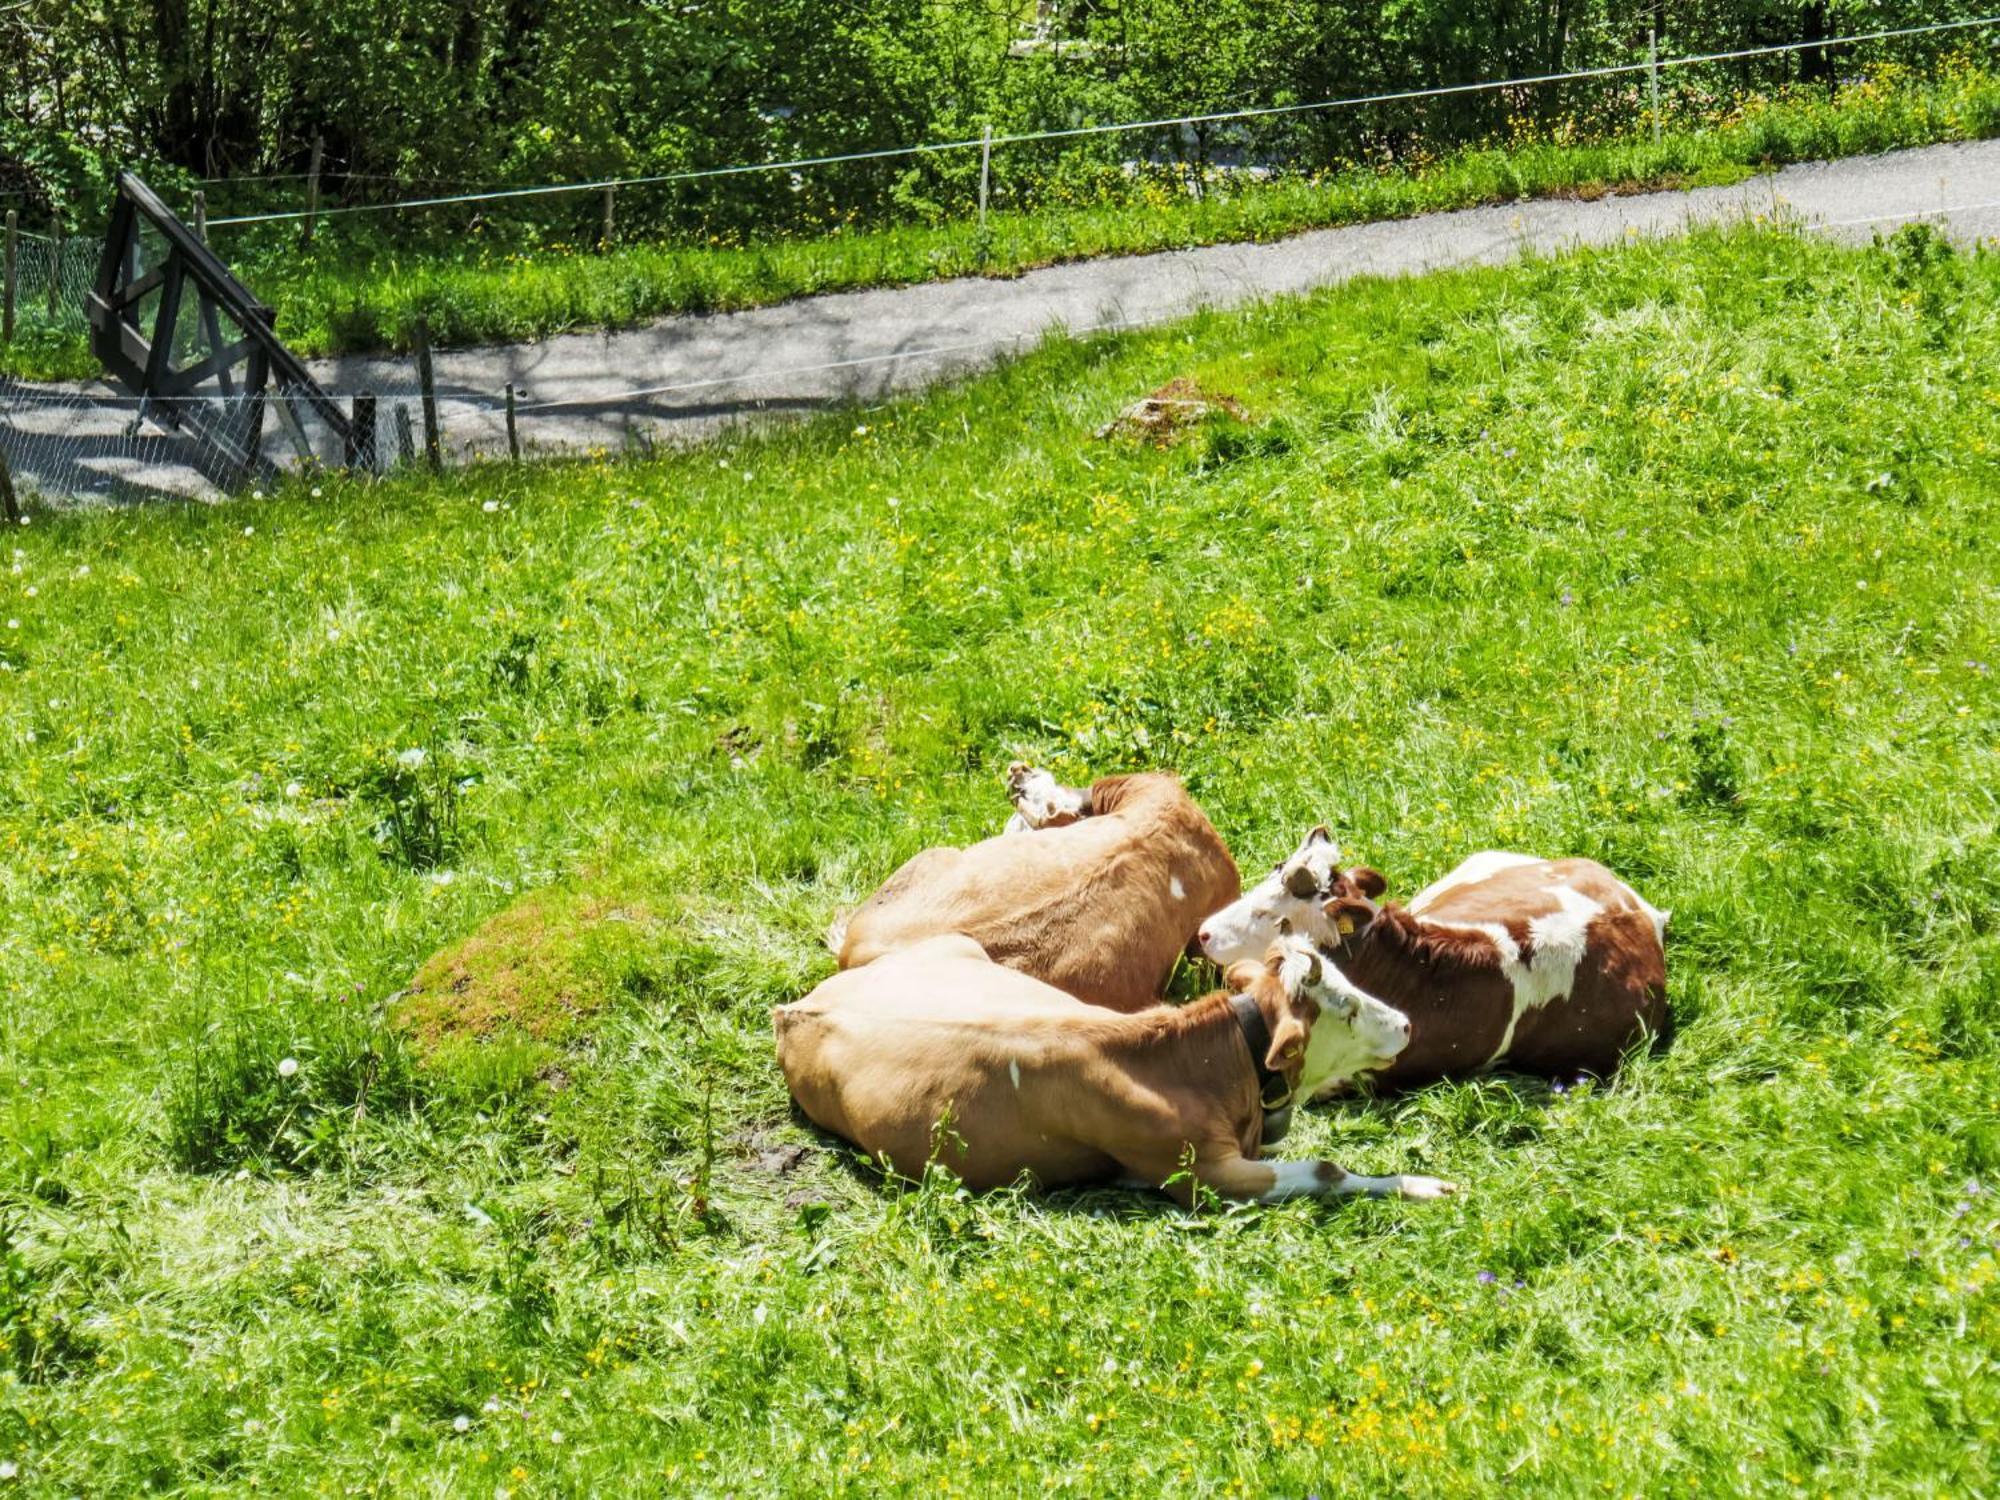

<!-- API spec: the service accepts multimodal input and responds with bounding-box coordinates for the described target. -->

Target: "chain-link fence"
[3,231,97,359]
[0,216,453,504]
[0,376,491,505]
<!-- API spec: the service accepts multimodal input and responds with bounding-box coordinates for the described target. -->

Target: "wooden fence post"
[3,210,15,346]
[347,392,378,472]
[602,185,616,246]
[46,216,60,317]
[505,382,521,462]
[303,135,325,248]
[0,441,20,525]
[395,404,417,467]
[193,190,207,243]
[414,318,442,473]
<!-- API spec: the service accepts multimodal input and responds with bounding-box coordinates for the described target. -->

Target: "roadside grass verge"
[6,57,1992,386]
[233,60,2000,356]
[0,224,1996,1491]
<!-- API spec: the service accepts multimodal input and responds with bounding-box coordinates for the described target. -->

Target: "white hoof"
[1396,1175,1459,1200]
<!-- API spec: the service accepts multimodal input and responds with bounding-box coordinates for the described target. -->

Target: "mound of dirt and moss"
[391,884,661,1055]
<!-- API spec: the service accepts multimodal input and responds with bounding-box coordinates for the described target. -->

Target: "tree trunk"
[1798,3,1832,90]
[152,0,202,169]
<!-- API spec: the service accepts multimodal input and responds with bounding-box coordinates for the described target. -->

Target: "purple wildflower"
[1477,1270,1497,1285]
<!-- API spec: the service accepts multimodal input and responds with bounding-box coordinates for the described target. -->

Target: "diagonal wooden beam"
[158,336,255,396]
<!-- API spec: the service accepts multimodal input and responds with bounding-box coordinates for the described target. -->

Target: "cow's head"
[1224,928,1409,1096]
[1197,826,1386,965]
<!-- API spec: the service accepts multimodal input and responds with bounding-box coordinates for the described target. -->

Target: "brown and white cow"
[775,931,1452,1203]
[834,764,1240,1012]
[1199,834,1668,1089]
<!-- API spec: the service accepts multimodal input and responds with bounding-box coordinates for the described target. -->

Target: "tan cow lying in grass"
[835,764,1239,1012]
[776,931,1455,1204]
[1199,830,1668,1089]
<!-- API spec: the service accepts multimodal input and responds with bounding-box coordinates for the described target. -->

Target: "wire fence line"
[1807,193,2000,227]
[3,15,1995,505]
[0,301,1187,504]
[198,14,2000,229]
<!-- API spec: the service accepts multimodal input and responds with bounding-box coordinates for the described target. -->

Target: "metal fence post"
[303,134,324,248]
[978,123,993,234]
[3,211,15,346]
[1648,29,1662,145]
[505,382,521,461]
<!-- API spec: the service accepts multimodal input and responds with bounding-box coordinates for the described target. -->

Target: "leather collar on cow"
[1228,989,1296,1115]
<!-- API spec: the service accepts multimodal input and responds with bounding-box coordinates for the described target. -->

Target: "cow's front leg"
[1004,761,1090,832]
[1158,1150,1457,1205]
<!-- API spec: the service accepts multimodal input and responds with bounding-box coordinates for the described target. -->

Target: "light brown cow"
[775,931,1453,1203]
[835,765,1240,1012]
[1200,838,1668,1088]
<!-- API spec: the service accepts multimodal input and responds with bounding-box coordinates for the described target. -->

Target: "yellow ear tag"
[1336,914,1356,936]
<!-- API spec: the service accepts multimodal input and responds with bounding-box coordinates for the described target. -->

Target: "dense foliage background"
[3,2,1992,237]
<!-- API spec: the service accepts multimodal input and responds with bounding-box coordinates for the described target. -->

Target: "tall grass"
[0,225,1995,1491]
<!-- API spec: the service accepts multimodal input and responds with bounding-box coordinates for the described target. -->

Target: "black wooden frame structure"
[87,171,358,490]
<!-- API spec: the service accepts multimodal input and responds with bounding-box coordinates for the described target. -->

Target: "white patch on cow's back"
[1407,851,1544,915]
[1416,884,1600,1067]
[1009,1058,1022,1091]
[1170,874,1186,902]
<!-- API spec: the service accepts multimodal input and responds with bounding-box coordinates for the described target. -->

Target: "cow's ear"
[1321,895,1375,940]
[1349,866,1387,899]
[1224,961,1263,993]
[1305,825,1334,847]
[1265,1012,1310,1072]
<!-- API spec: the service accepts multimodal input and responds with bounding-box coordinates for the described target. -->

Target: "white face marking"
[1006,765,1088,830]
[1267,933,1410,1096]
[1170,874,1186,902]
[1406,851,1543,914]
[1008,1058,1022,1091]
[1199,828,1343,964]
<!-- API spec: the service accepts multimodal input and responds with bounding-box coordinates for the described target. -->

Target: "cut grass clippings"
[0,223,1996,1492]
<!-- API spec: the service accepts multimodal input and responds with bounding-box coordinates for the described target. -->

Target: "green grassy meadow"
[2,224,1998,1494]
